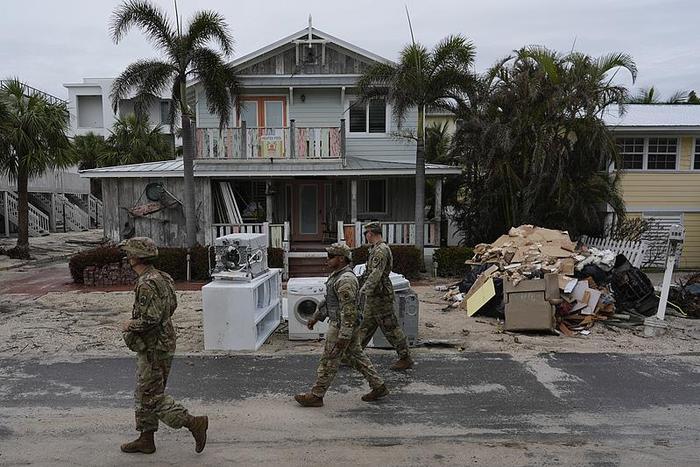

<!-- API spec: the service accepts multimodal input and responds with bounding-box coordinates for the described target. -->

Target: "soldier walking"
[118,237,208,454]
[295,243,388,407]
[358,222,414,370]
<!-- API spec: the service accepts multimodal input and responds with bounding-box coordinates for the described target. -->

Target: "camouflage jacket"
[124,265,178,354]
[359,241,393,300]
[313,265,359,340]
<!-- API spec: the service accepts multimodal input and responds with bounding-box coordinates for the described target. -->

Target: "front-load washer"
[287,277,329,340]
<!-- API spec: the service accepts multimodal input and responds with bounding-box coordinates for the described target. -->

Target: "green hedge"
[352,244,423,280]
[433,246,474,277]
[70,245,286,283]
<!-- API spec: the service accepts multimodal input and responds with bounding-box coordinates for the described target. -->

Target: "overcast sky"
[2,0,698,100]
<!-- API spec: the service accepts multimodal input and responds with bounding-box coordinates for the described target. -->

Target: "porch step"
[288,256,329,278]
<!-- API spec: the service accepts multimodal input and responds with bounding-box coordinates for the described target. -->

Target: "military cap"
[118,237,158,258]
[363,221,382,234]
[325,242,352,260]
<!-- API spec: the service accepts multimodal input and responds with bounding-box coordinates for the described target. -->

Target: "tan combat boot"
[120,430,156,454]
[185,415,209,453]
[294,393,324,407]
[362,384,389,402]
[390,357,413,371]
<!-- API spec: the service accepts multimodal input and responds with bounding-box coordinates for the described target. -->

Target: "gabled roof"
[79,156,461,178]
[188,26,392,87]
[603,104,700,130]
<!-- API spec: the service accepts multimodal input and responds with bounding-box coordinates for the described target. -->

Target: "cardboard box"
[503,273,559,332]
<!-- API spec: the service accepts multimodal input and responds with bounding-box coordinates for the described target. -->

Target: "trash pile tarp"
[438,224,661,336]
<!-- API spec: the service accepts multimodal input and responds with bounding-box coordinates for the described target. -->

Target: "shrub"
[433,246,474,277]
[69,246,123,283]
[351,244,423,280]
[268,247,284,269]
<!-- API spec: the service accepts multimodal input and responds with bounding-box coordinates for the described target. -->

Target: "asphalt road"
[1,352,698,466]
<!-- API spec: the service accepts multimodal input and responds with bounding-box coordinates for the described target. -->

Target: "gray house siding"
[290,89,343,127]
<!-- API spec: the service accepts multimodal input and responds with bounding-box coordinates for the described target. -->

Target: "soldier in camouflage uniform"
[295,243,388,407]
[118,237,208,455]
[358,222,413,370]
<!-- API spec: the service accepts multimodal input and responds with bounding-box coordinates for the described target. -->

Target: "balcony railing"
[338,221,440,248]
[196,119,345,160]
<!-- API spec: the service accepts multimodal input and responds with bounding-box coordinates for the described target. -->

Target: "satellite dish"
[145,183,165,202]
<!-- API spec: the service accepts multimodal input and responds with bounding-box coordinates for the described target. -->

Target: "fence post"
[3,191,9,237]
[289,119,296,159]
[337,220,345,244]
[354,221,362,247]
[283,220,290,280]
[241,120,248,159]
[263,221,270,247]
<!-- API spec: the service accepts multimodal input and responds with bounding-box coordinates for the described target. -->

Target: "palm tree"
[110,0,239,247]
[72,132,111,171]
[357,35,476,255]
[628,86,688,104]
[104,114,173,167]
[0,79,73,258]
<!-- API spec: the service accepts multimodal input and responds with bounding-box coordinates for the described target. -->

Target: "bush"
[351,244,423,280]
[69,246,123,283]
[268,247,284,269]
[433,246,474,277]
[70,245,213,283]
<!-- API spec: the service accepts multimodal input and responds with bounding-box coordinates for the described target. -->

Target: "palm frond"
[190,47,239,129]
[110,0,175,53]
[110,59,176,113]
[186,10,234,55]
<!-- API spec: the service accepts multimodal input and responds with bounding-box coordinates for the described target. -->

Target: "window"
[361,179,387,213]
[160,100,171,125]
[616,137,644,170]
[647,137,677,170]
[695,140,700,170]
[349,100,387,133]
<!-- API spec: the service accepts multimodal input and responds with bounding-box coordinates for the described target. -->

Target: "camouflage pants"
[311,323,384,398]
[134,352,190,432]
[359,299,411,360]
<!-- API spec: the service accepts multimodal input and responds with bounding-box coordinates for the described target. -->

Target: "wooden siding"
[681,213,700,268]
[290,89,343,127]
[236,43,373,75]
[101,177,212,247]
[618,172,700,210]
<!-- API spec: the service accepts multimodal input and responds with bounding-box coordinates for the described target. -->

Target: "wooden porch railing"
[1,190,50,236]
[195,119,345,161]
[337,221,440,248]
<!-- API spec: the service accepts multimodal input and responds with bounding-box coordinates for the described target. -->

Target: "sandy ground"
[1,281,699,359]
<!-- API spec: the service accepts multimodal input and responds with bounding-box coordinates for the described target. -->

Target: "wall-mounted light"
[300,94,306,103]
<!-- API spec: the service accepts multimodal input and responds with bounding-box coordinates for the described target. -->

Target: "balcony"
[196,119,345,160]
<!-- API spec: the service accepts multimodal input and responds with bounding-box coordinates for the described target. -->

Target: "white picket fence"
[1,190,50,236]
[579,235,648,268]
[338,221,439,247]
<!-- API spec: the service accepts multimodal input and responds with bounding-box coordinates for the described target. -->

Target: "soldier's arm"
[126,283,162,333]
[360,248,388,295]
[312,297,328,321]
[336,276,359,340]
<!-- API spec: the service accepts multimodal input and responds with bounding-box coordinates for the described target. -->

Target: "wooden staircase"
[0,190,50,236]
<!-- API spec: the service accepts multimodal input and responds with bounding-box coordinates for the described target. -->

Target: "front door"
[291,181,325,242]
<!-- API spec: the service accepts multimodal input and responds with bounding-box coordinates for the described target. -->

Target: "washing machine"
[287,277,329,340]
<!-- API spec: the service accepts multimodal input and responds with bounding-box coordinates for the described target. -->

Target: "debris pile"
[438,225,662,336]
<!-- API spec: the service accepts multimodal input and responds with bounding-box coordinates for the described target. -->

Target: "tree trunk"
[15,168,30,257]
[414,106,426,260]
[181,113,197,247]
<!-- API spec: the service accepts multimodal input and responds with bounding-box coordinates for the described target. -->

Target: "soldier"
[295,242,388,407]
[358,222,414,370]
[118,237,208,455]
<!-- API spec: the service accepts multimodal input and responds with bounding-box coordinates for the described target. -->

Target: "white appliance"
[353,264,419,348]
[210,232,268,280]
[287,277,329,340]
[202,269,282,350]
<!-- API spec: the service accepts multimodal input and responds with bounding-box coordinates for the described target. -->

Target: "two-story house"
[604,104,700,269]
[80,24,461,276]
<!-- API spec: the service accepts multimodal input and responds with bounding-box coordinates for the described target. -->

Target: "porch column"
[350,178,357,222]
[266,181,274,223]
[434,177,443,247]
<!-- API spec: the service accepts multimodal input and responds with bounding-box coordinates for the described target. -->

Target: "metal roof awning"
[79,156,462,179]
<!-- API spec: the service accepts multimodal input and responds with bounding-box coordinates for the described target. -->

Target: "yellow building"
[606,105,700,269]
